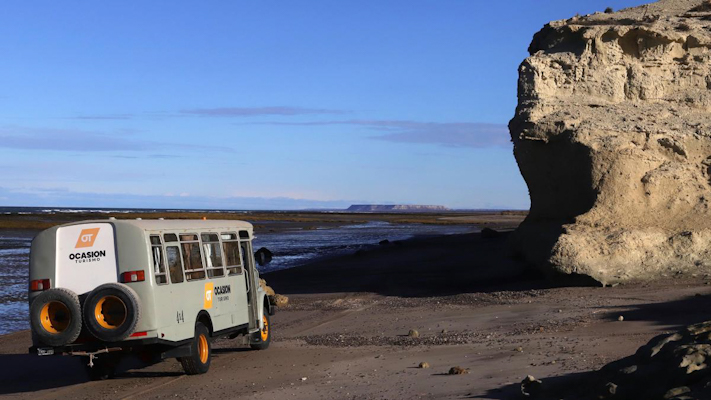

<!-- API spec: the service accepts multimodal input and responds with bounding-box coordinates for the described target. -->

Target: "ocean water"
[0,231,35,336]
[0,217,474,335]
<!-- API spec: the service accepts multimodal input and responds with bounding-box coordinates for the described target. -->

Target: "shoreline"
[0,210,527,231]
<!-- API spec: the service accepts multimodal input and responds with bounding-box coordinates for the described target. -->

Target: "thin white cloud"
[259,120,510,148]
[0,126,231,153]
[0,186,359,210]
[181,106,347,117]
[71,114,133,120]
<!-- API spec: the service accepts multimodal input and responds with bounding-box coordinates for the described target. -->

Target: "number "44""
[176,310,184,324]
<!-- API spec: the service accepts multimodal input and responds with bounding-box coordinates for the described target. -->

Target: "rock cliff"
[509,0,711,284]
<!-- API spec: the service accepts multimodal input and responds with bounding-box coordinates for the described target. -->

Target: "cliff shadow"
[264,231,556,298]
[508,139,599,282]
[598,290,711,330]
[474,291,711,399]
[472,371,595,399]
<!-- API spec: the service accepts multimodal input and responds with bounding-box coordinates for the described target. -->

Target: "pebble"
[448,366,469,375]
[521,375,542,397]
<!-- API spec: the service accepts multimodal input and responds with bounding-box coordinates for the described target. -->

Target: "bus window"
[166,246,184,284]
[164,233,178,242]
[150,235,168,284]
[221,232,242,275]
[180,233,205,281]
[201,233,224,278]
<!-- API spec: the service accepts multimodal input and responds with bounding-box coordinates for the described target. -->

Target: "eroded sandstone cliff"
[510,0,711,284]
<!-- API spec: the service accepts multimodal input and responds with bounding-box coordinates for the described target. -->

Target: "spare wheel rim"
[40,301,71,334]
[94,295,127,330]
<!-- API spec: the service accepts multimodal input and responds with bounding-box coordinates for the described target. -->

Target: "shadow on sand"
[264,231,558,297]
[475,292,711,399]
[471,371,594,399]
[0,353,88,394]
[0,346,251,394]
[598,290,711,330]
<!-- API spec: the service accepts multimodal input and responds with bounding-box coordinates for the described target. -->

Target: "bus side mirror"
[254,247,273,266]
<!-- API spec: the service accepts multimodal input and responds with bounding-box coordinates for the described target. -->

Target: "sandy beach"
[1,225,709,399]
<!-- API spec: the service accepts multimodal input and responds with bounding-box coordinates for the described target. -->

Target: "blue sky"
[0,0,647,210]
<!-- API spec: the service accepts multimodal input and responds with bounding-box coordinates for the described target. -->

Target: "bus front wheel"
[250,307,271,350]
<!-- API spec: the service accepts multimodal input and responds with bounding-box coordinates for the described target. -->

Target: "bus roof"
[55,219,254,232]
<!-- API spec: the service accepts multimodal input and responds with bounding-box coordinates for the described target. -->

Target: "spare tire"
[83,283,141,342]
[30,288,82,347]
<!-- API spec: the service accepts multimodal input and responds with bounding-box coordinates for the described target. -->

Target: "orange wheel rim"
[40,301,70,334]
[198,334,209,364]
[260,315,269,342]
[94,295,127,330]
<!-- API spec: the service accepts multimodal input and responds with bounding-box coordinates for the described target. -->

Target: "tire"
[83,283,141,342]
[179,322,211,375]
[250,307,271,350]
[30,288,82,347]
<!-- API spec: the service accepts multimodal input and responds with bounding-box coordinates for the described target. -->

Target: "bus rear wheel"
[179,322,211,375]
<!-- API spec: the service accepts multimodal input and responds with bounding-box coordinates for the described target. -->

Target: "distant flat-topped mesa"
[509,0,711,284]
[346,205,450,212]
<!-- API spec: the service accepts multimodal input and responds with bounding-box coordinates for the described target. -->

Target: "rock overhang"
[509,0,711,284]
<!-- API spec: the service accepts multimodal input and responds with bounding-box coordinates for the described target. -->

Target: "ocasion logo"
[75,228,100,248]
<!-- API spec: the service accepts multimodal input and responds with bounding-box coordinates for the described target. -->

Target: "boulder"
[575,320,711,399]
[273,293,289,307]
[521,375,543,397]
[259,278,276,296]
[260,278,290,307]
[447,366,469,375]
[509,0,711,284]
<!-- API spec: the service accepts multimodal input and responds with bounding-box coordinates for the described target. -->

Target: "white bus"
[28,219,275,379]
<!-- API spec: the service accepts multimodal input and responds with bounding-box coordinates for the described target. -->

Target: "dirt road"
[2,279,710,399]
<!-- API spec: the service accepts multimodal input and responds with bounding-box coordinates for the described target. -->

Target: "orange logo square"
[204,282,214,309]
[75,228,100,248]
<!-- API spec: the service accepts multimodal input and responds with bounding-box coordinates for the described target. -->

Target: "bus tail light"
[121,271,145,283]
[30,279,51,292]
[130,331,147,337]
